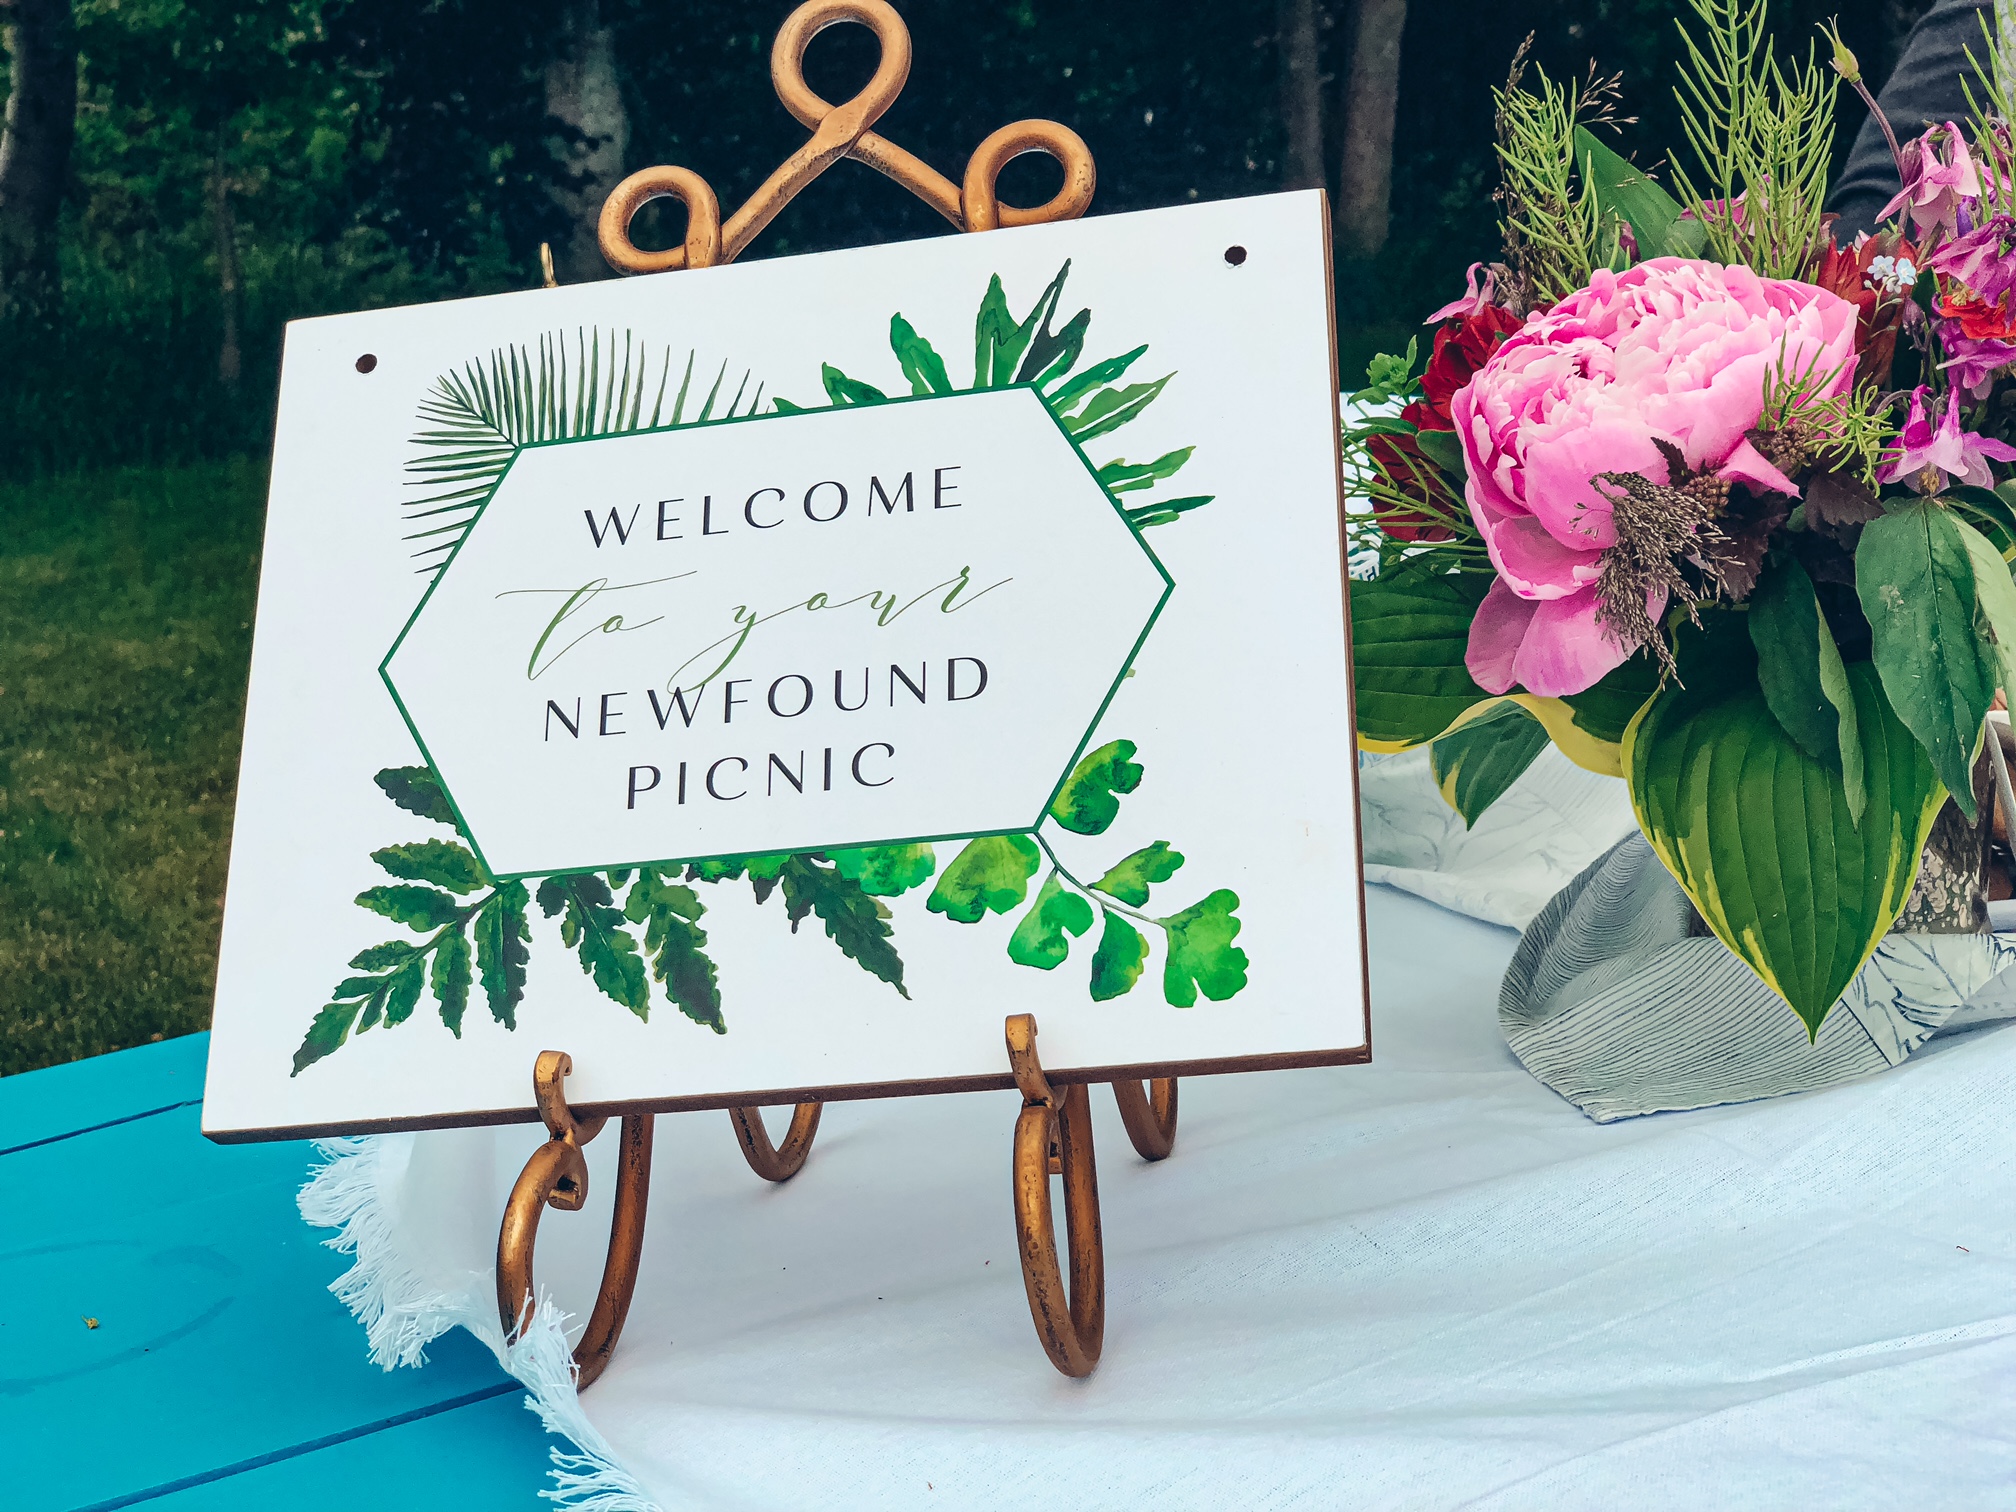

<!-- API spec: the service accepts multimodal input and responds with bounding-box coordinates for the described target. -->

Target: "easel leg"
[1006,1014,1105,1377]
[729,1101,824,1181]
[1111,1078,1179,1160]
[495,1051,654,1390]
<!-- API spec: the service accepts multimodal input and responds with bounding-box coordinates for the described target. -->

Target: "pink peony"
[1452,258,1859,697]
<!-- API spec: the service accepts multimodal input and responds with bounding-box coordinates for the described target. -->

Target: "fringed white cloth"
[299,1133,660,1510]
[298,879,2015,1508]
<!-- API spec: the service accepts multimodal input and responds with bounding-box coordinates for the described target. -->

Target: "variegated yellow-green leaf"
[1349,563,1492,749]
[1624,660,1943,1038]
[1428,700,1550,827]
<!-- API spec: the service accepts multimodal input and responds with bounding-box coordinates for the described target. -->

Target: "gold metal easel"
[497,0,1176,1385]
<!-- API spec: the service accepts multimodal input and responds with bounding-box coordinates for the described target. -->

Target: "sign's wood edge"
[207,190,1378,1146]
[1318,188,1377,1070]
[202,1044,1373,1143]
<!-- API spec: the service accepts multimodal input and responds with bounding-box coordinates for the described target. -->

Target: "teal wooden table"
[3,1033,554,1511]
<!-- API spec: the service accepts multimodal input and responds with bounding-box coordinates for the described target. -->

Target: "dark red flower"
[1813,228,1917,388]
[1365,303,1522,542]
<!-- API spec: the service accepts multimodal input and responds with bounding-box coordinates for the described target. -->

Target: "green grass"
[1,459,265,1075]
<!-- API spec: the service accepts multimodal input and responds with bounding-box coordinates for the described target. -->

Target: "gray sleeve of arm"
[1829,0,1996,238]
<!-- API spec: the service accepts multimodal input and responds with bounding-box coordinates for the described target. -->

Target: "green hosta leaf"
[1959,513,2016,694]
[355,883,464,932]
[1098,447,1195,494]
[1429,702,1551,827]
[1558,648,1663,746]
[1007,872,1096,969]
[293,1001,363,1075]
[474,881,530,1029]
[548,874,650,1017]
[1749,556,1865,822]
[1349,562,1493,746]
[1046,343,1147,412]
[1049,740,1144,835]
[828,842,937,896]
[1857,501,1995,820]
[375,765,457,826]
[889,314,952,395]
[1574,125,1689,259]
[927,834,1042,922]
[1090,841,1185,906]
[821,364,887,406]
[431,928,472,1036]
[371,839,487,894]
[1624,661,1943,1036]
[625,869,723,1031]
[1945,484,2016,560]
[1159,890,1249,1006]
[1089,910,1148,1000]
[780,856,908,997]
[383,957,426,1028]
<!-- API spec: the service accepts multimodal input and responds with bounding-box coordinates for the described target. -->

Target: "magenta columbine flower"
[1877,385,2016,491]
[1881,123,1984,238]
[1928,213,2016,306]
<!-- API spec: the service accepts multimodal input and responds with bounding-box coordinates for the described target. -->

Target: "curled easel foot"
[1006,1014,1105,1378]
[1112,1077,1179,1161]
[729,1102,824,1182]
[495,1051,654,1390]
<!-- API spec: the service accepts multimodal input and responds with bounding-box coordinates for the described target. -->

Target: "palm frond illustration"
[402,330,765,574]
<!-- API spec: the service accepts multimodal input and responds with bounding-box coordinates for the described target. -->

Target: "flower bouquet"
[1347,0,2016,1038]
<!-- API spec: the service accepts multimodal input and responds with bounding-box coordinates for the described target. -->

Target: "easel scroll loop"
[963,120,1096,232]
[495,1051,655,1389]
[596,0,1093,277]
[596,167,722,275]
[1006,1014,1105,1378]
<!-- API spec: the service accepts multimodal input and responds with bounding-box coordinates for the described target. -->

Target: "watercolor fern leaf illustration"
[402,330,768,576]
[776,259,1215,530]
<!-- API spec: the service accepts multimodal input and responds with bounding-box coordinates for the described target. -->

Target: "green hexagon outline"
[379,383,1175,882]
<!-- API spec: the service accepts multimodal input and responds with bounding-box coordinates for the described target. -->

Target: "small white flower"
[1866,255,1919,296]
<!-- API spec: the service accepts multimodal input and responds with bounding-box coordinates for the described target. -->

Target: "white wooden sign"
[202,190,1369,1139]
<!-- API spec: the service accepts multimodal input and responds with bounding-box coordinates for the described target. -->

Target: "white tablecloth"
[303,883,2016,1509]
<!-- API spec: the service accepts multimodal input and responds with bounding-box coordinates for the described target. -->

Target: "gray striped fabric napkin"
[1359,747,2016,1120]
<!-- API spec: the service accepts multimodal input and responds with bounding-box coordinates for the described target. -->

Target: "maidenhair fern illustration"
[294,263,1246,1073]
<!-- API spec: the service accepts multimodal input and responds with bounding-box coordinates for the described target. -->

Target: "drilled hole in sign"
[1223,245,1247,267]
[355,354,378,373]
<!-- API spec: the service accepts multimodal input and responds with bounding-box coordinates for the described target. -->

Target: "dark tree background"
[0,0,1924,480]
